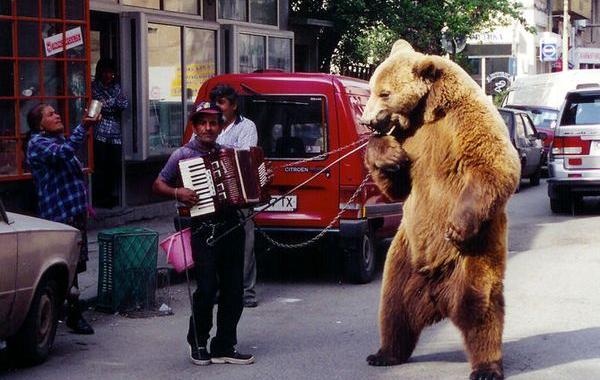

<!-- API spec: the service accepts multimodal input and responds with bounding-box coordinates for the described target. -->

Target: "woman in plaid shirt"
[26,103,100,335]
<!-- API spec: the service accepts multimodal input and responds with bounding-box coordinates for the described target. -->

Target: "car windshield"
[240,95,327,160]
[560,94,600,125]
[527,108,558,130]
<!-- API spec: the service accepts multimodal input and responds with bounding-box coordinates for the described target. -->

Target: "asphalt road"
[2,179,600,379]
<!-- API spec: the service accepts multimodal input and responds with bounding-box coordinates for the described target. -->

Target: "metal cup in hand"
[87,100,102,118]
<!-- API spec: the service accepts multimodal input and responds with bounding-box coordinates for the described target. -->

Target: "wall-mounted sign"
[44,27,83,57]
[486,71,512,94]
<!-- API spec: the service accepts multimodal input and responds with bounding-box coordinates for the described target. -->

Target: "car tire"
[8,277,61,365]
[344,231,376,284]
[530,169,541,186]
[550,197,570,214]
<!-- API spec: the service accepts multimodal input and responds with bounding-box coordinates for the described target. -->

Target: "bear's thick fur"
[362,40,521,380]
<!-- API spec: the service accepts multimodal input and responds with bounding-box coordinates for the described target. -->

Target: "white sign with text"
[44,27,83,57]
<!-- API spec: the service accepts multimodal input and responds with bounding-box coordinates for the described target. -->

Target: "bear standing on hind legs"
[361,40,521,380]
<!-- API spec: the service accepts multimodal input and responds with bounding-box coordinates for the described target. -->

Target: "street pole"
[562,0,569,71]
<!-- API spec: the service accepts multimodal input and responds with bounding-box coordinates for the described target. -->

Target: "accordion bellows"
[179,147,269,217]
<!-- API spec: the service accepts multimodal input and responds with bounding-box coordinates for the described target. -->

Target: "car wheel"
[344,231,376,284]
[8,277,60,365]
[550,197,570,214]
[530,169,541,186]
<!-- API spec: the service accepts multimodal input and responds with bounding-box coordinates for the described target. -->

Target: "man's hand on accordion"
[177,187,199,207]
[265,162,275,185]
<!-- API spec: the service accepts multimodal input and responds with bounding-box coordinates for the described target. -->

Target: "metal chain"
[276,136,371,169]
[256,173,371,249]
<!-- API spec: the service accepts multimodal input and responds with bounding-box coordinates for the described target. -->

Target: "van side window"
[515,114,527,146]
[241,95,327,159]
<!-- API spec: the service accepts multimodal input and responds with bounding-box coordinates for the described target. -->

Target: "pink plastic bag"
[159,228,194,272]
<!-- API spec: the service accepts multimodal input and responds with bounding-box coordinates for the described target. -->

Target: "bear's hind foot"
[469,362,503,380]
[366,350,405,366]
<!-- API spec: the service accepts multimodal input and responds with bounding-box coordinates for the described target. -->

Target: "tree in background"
[291,0,529,72]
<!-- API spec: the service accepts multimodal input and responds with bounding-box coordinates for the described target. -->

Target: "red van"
[186,72,402,283]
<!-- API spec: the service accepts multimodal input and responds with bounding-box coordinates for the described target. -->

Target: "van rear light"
[568,158,582,165]
[551,136,591,156]
[568,173,583,178]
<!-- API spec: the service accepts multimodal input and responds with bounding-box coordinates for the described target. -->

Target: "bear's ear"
[413,57,443,82]
[389,39,414,56]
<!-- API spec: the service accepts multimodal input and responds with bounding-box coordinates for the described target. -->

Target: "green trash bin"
[96,227,159,313]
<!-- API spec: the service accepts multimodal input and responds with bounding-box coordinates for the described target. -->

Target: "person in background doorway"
[92,58,128,209]
[210,84,259,308]
[26,103,101,335]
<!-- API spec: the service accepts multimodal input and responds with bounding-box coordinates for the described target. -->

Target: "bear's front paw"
[365,136,409,172]
[469,362,504,380]
[366,350,404,366]
[445,205,480,247]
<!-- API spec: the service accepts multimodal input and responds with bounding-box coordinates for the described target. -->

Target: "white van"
[502,69,600,109]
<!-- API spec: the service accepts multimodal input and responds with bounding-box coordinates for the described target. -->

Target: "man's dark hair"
[27,103,50,133]
[209,84,238,108]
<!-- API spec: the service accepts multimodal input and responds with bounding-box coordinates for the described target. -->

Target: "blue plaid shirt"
[27,125,88,223]
[92,80,128,144]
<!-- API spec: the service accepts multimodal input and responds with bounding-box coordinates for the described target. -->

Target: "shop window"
[18,21,40,57]
[250,0,277,26]
[219,0,277,26]
[1,0,91,181]
[42,0,63,19]
[19,61,40,97]
[243,95,327,159]
[0,101,15,136]
[184,28,216,115]
[268,37,290,71]
[1,1,11,15]
[0,20,12,56]
[122,0,160,10]
[219,0,246,21]
[0,61,14,97]
[66,0,85,20]
[123,0,200,15]
[239,33,265,73]
[148,23,182,155]
[17,2,37,17]
[0,140,17,176]
[146,23,216,157]
[164,0,198,14]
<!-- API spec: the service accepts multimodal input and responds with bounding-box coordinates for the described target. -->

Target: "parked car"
[547,88,600,213]
[498,108,546,187]
[0,200,80,365]
[503,105,558,168]
[186,72,403,283]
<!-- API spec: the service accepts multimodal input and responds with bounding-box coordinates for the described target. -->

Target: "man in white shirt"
[211,84,260,308]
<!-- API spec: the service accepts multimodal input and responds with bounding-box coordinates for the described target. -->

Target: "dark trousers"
[186,212,245,354]
[92,140,121,208]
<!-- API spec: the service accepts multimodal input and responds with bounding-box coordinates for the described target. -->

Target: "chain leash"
[256,173,371,249]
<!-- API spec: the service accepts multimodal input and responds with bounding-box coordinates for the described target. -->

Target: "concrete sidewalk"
[79,214,178,303]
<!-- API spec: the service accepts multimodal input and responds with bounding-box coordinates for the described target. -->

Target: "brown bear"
[361,40,521,380]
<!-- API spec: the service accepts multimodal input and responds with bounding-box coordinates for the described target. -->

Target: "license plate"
[591,140,600,155]
[255,195,297,212]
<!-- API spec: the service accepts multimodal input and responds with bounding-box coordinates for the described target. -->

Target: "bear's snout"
[363,110,393,135]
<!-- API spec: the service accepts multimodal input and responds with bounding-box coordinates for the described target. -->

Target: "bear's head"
[361,39,451,134]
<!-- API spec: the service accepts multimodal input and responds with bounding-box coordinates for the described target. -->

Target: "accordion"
[178,147,269,217]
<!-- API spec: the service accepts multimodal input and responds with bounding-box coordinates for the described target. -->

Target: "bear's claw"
[366,351,403,366]
[469,369,503,380]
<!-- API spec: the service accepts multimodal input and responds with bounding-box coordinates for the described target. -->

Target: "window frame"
[217,0,279,28]
[227,24,293,74]
[0,0,91,182]
[123,12,220,160]
[240,93,329,161]
[119,0,203,16]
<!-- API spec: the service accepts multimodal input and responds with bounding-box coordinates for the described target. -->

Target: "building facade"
[0,0,294,213]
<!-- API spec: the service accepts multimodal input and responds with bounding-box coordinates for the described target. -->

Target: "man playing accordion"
[152,101,255,366]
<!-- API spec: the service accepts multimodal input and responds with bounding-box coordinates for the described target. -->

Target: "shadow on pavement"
[410,327,600,376]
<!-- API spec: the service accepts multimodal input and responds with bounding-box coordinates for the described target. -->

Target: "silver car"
[547,88,600,213]
[0,200,80,365]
